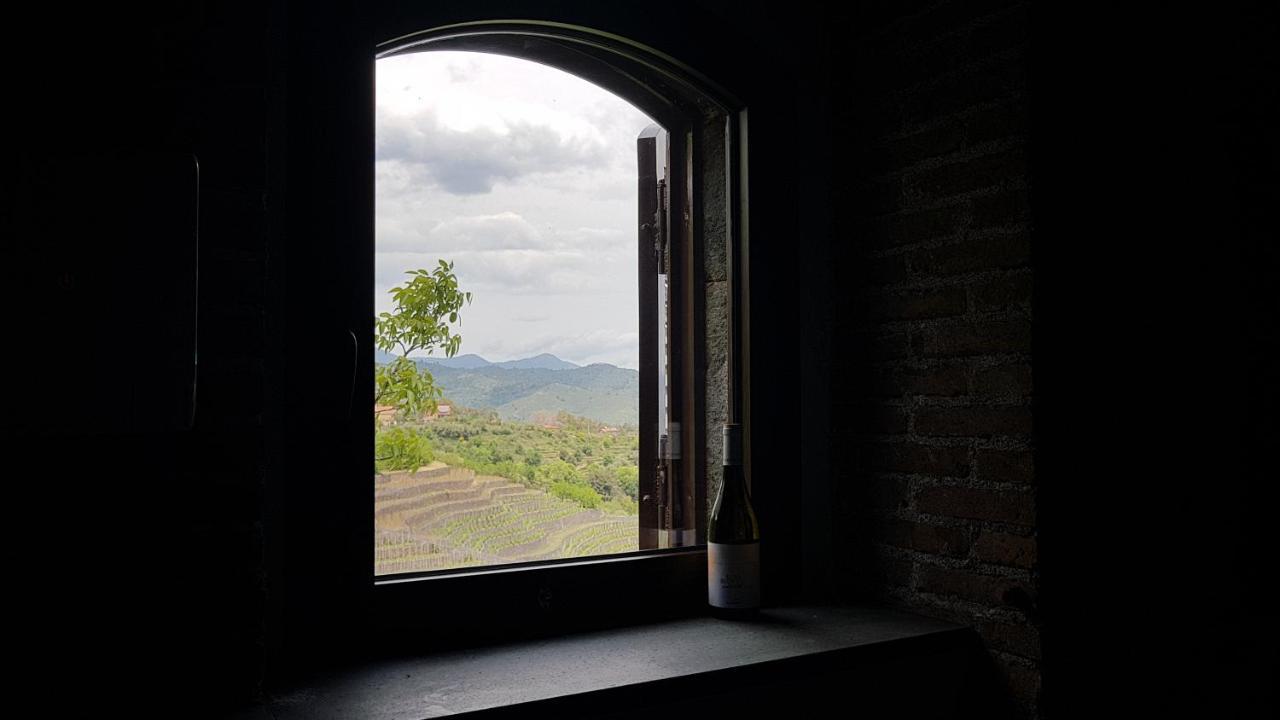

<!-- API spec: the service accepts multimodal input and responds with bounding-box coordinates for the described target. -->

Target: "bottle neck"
[720,460,747,494]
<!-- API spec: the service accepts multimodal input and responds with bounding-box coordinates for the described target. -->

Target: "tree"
[374,426,435,473]
[374,260,472,421]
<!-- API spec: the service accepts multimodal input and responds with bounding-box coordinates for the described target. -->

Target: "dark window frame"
[365,21,748,644]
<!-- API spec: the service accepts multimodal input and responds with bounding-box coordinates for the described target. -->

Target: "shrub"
[375,427,434,473]
[584,464,615,497]
[536,459,582,487]
[551,481,602,509]
[614,466,639,501]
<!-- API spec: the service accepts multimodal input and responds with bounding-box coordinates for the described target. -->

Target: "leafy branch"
[374,260,472,421]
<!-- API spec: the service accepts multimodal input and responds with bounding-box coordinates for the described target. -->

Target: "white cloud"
[427,212,544,252]
[376,107,608,195]
[375,51,653,369]
[376,213,632,295]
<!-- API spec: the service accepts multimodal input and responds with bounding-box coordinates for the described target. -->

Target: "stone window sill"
[235,604,985,719]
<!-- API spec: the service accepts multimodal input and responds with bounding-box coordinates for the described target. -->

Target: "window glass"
[374,51,654,575]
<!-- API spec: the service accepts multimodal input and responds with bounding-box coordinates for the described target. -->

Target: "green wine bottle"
[708,423,759,616]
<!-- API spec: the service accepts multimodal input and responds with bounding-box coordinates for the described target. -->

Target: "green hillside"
[422,358,638,426]
[494,383,637,426]
[374,351,639,426]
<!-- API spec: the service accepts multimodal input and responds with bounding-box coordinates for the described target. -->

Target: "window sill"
[242,604,985,719]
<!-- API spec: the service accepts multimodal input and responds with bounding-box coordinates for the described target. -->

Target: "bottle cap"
[722,423,742,465]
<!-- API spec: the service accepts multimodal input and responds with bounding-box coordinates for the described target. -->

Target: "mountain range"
[375,351,638,426]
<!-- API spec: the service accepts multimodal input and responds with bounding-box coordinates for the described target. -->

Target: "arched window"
[369,20,748,639]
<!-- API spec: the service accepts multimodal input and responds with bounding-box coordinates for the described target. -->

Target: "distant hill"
[375,351,579,371]
[492,353,578,370]
[374,351,636,426]
[374,351,492,369]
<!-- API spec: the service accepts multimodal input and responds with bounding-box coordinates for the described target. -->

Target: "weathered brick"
[972,362,1033,399]
[917,485,1035,525]
[862,204,965,248]
[975,531,1037,569]
[918,563,1024,605]
[908,145,1026,201]
[864,287,967,321]
[970,188,1031,228]
[915,319,1032,357]
[861,442,971,476]
[898,363,969,397]
[848,96,904,139]
[892,0,1022,44]
[995,654,1042,715]
[911,230,1031,276]
[970,273,1032,313]
[864,118,965,173]
[903,57,1027,125]
[980,621,1042,661]
[976,447,1035,484]
[853,0,940,34]
[883,519,971,557]
[965,100,1029,147]
[968,4,1029,60]
[915,405,1032,437]
[894,34,967,91]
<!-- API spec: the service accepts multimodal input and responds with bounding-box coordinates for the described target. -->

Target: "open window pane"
[374,51,664,576]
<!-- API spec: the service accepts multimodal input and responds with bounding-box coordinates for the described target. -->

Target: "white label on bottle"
[708,542,760,608]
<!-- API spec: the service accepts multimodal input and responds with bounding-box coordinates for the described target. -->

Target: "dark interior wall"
[1,2,1273,718]
[825,1,1040,716]
[1,2,278,713]
[1031,3,1279,717]
[826,2,1280,719]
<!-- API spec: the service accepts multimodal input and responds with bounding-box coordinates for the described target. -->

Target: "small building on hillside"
[421,404,453,422]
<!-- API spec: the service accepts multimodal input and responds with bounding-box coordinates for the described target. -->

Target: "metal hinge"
[655,178,668,273]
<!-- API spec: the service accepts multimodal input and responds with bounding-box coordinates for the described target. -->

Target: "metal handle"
[347,329,358,421]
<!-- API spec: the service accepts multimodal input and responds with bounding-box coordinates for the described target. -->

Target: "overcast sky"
[376,51,653,369]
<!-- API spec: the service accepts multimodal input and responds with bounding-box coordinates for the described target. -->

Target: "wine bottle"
[708,423,759,616]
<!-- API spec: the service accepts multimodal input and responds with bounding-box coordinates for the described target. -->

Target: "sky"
[376,51,654,369]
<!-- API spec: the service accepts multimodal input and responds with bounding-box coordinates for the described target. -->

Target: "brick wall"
[827,1,1039,717]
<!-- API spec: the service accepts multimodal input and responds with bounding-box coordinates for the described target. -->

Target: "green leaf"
[374,258,470,419]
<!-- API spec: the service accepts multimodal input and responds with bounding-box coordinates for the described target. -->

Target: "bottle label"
[707,542,760,608]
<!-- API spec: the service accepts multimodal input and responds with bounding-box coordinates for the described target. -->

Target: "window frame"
[364,21,749,641]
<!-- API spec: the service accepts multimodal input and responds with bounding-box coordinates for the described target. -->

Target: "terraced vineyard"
[375,462,638,575]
